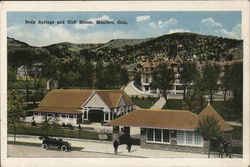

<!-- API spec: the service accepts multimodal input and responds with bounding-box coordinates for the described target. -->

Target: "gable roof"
[38,89,134,109]
[108,105,232,131]
[108,109,199,130]
[198,104,233,131]
[39,89,94,108]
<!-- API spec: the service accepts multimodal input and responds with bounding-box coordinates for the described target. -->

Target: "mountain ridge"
[8,32,243,64]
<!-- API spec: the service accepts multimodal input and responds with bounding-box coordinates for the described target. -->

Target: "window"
[177,131,203,146]
[69,115,74,118]
[194,132,203,145]
[146,128,171,143]
[62,115,66,118]
[163,130,170,142]
[146,129,153,141]
[186,131,193,144]
[177,131,185,144]
[155,129,162,142]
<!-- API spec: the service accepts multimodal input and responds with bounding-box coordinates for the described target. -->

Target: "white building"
[31,89,135,125]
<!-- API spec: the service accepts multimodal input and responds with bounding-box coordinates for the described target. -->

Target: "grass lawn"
[131,97,159,108]
[231,126,243,140]
[8,125,112,141]
[162,99,186,110]
[162,99,241,122]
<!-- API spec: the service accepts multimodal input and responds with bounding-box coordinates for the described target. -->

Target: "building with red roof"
[108,104,232,153]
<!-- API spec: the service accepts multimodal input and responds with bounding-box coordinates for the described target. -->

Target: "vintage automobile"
[39,136,71,152]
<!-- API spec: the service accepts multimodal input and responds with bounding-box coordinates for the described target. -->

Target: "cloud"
[200,18,241,39]
[136,15,150,22]
[74,15,113,30]
[7,24,134,46]
[167,28,190,34]
[201,18,222,28]
[216,24,241,39]
[149,18,177,29]
[8,24,78,46]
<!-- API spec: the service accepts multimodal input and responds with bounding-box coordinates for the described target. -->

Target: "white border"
[1,1,249,167]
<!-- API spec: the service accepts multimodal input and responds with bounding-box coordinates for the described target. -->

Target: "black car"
[39,136,71,152]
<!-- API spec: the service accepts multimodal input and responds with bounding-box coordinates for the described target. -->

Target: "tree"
[119,67,129,87]
[80,61,94,88]
[196,115,222,158]
[103,63,119,89]
[8,90,25,142]
[180,62,198,100]
[134,71,141,88]
[151,63,175,106]
[30,63,45,105]
[184,76,207,113]
[18,65,33,103]
[220,65,231,101]
[201,63,220,102]
[223,63,243,122]
[95,61,106,89]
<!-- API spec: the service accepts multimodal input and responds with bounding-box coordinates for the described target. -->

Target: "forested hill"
[7,32,243,65]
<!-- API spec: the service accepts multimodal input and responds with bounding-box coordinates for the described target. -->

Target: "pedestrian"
[127,138,132,153]
[218,142,224,158]
[227,142,232,158]
[224,142,228,157]
[113,140,119,155]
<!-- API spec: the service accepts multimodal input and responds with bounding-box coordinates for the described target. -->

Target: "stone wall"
[140,128,209,154]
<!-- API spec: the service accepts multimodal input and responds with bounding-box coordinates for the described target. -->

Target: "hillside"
[7,32,243,65]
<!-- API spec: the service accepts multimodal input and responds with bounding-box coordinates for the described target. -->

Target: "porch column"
[109,111,111,121]
[103,111,106,122]
[86,109,89,120]
[114,108,117,118]
[82,113,84,122]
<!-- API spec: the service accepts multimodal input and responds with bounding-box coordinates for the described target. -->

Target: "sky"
[7,11,241,46]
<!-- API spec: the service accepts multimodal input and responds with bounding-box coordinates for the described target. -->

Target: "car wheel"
[42,144,48,150]
[61,145,67,152]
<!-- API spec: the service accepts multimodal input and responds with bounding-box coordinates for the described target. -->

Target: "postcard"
[0,1,249,167]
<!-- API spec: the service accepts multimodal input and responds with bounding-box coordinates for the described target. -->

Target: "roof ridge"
[135,109,198,117]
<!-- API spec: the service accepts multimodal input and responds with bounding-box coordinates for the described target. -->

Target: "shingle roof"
[107,109,199,130]
[35,89,134,114]
[108,105,232,131]
[198,104,233,131]
[39,89,94,108]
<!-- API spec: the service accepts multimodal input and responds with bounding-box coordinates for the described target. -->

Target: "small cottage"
[108,104,233,153]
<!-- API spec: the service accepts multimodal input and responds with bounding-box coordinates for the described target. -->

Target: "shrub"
[62,122,66,127]
[68,123,74,130]
[31,121,37,126]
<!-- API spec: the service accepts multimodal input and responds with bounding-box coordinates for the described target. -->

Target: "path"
[7,134,238,158]
[151,97,166,109]
[123,81,144,96]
